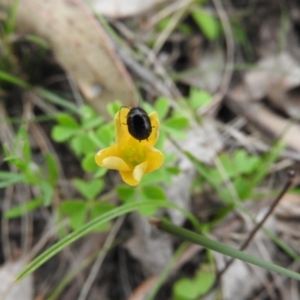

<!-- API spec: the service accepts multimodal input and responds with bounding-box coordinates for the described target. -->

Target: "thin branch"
[217,169,296,280]
[77,216,125,300]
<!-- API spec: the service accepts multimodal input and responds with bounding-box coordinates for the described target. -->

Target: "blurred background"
[1,0,300,299]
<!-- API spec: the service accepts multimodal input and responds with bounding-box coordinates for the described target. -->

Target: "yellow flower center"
[121,145,147,167]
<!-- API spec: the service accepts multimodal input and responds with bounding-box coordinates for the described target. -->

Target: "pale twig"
[152,0,195,55]
[77,216,125,300]
[203,0,235,114]
[0,102,15,261]
[217,170,295,280]
[147,0,191,29]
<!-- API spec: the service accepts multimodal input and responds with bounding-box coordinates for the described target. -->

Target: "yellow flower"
[95,107,164,186]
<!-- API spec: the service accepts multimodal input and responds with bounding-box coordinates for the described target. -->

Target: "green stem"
[152,218,300,281]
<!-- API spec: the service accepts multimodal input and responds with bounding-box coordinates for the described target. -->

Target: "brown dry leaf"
[128,244,202,300]
[179,46,225,94]
[232,52,300,118]
[2,0,137,116]
[243,52,300,101]
[87,0,167,18]
[213,210,279,300]
[227,94,300,153]
[275,193,300,218]
[125,212,173,275]
[165,120,223,225]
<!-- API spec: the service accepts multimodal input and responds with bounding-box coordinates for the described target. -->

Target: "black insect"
[121,107,152,141]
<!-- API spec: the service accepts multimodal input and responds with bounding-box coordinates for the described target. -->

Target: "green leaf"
[51,126,77,142]
[82,117,104,130]
[192,10,220,41]
[25,34,49,49]
[164,116,189,130]
[0,171,23,181]
[233,150,260,175]
[250,141,285,189]
[155,130,167,151]
[166,166,181,175]
[142,102,154,114]
[55,113,79,128]
[73,178,104,200]
[4,0,19,35]
[37,88,81,114]
[189,88,211,110]
[142,186,166,201]
[90,203,115,231]
[117,185,136,203]
[157,17,171,31]
[138,186,167,215]
[82,153,98,173]
[206,169,223,185]
[141,169,171,186]
[178,24,192,35]
[194,270,215,296]
[0,71,30,88]
[173,278,199,300]
[94,167,108,178]
[81,106,104,129]
[162,123,188,139]
[234,177,252,200]
[80,105,97,121]
[18,126,31,163]
[96,124,114,148]
[219,153,236,177]
[5,197,43,219]
[70,134,96,156]
[40,182,54,206]
[154,97,169,120]
[45,153,58,186]
[107,101,123,118]
[59,201,88,231]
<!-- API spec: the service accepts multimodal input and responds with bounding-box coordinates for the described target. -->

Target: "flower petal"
[95,146,130,171]
[119,161,148,186]
[133,161,148,181]
[102,157,130,171]
[119,171,139,186]
[147,111,160,146]
[145,147,164,173]
[115,107,131,144]
[95,145,119,161]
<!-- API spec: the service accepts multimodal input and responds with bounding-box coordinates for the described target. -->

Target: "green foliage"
[73,178,104,200]
[3,0,19,35]
[189,88,211,110]
[5,198,44,219]
[51,106,107,160]
[190,143,284,211]
[58,178,113,232]
[0,71,30,88]
[17,202,300,283]
[117,182,167,216]
[173,269,215,300]
[191,9,220,41]
[49,98,192,222]
[2,127,58,210]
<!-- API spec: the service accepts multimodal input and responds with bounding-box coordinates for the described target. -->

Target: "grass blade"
[154,218,300,281]
[16,201,172,281]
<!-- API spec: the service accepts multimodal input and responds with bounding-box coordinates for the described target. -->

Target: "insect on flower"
[95,107,164,186]
[120,106,152,142]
